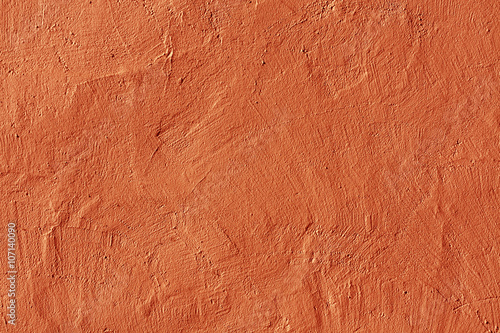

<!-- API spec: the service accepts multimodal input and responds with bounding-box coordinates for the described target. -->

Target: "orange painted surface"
[1,0,500,331]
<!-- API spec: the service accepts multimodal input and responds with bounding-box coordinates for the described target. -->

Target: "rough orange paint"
[1,0,499,331]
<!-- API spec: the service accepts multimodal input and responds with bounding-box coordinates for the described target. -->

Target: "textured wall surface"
[1,0,500,332]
